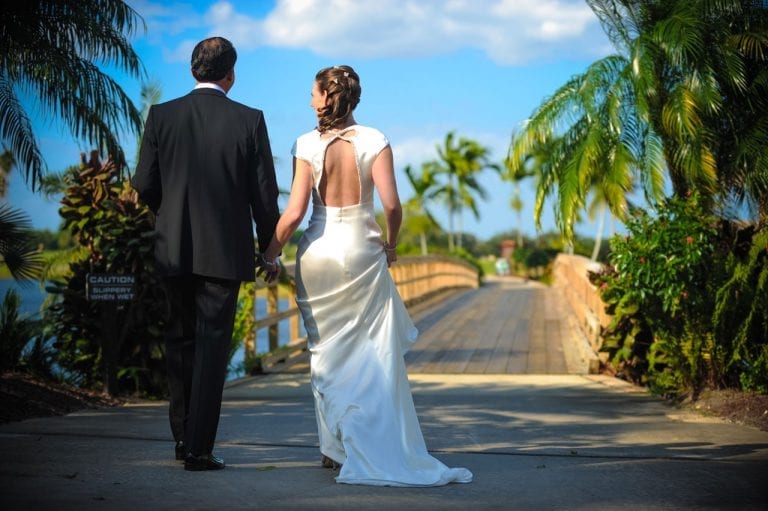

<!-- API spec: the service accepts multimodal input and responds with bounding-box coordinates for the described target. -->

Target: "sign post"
[86,273,136,395]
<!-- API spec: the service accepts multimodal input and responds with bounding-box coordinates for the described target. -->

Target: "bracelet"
[260,254,278,267]
[383,242,397,252]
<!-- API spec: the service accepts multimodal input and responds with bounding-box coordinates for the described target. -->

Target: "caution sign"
[86,273,136,301]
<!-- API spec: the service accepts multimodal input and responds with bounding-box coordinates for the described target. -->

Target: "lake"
[0,279,301,381]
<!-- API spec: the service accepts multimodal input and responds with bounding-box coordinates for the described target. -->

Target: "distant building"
[500,239,516,259]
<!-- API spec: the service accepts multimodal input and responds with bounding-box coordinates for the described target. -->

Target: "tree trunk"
[591,204,606,261]
[457,207,463,250]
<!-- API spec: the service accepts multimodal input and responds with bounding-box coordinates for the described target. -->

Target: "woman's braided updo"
[315,65,361,133]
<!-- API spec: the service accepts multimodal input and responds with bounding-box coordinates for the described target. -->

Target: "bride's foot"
[321,455,341,470]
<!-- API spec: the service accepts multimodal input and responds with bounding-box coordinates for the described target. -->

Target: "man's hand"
[256,254,281,283]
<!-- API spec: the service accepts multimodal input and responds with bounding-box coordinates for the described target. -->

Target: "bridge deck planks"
[406,277,585,374]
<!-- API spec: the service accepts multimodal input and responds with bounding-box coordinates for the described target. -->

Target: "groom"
[132,36,280,471]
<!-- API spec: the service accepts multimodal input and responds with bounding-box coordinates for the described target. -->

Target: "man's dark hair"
[191,37,237,82]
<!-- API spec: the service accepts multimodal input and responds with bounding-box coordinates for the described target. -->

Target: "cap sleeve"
[291,130,316,162]
[370,128,389,156]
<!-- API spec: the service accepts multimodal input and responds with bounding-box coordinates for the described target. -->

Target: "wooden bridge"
[248,254,604,376]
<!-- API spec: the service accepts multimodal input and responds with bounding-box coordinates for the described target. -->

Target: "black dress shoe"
[184,453,225,471]
[175,441,186,461]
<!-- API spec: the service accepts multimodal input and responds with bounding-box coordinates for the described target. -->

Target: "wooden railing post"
[267,285,278,351]
[289,280,300,341]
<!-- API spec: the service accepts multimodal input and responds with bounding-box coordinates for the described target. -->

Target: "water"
[0,278,301,381]
[227,297,302,380]
[0,279,47,316]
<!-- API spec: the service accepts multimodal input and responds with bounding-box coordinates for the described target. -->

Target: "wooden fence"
[245,255,479,369]
[551,253,612,356]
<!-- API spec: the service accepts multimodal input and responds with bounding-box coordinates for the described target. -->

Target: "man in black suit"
[132,36,280,471]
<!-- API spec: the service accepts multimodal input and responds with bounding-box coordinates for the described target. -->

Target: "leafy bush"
[713,226,768,392]
[591,194,721,397]
[44,153,167,396]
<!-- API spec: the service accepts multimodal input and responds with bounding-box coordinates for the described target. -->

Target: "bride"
[261,65,472,487]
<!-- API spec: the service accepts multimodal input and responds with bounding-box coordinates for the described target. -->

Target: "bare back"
[318,133,361,207]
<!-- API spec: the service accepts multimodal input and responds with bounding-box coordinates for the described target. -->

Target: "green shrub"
[591,193,720,397]
[44,153,167,396]
[713,226,768,392]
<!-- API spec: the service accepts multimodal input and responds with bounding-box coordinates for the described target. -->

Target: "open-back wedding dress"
[292,124,473,486]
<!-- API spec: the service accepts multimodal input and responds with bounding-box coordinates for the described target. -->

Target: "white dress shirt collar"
[194,82,226,94]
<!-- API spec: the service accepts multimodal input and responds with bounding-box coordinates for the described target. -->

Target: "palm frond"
[1,0,145,185]
[0,74,44,188]
[0,203,43,283]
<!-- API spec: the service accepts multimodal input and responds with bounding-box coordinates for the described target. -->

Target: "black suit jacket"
[132,88,280,281]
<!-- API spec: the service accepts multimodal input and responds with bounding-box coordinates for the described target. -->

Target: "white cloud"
[128,0,205,42]
[205,1,268,50]
[155,0,609,65]
[261,0,605,64]
[391,136,441,169]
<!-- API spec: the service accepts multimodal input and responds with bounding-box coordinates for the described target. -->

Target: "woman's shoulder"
[292,128,321,157]
[295,127,321,143]
[354,125,389,151]
[354,124,386,138]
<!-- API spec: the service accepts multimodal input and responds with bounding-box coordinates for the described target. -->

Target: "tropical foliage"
[44,153,167,396]
[713,226,768,392]
[0,289,38,372]
[590,194,723,396]
[0,0,145,188]
[0,149,43,282]
[508,0,768,241]
[407,132,499,251]
[0,203,43,282]
[505,1,768,398]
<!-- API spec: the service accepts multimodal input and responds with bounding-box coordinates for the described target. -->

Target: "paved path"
[1,278,767,510]
[271,275,595,376]
[406,276,593,374]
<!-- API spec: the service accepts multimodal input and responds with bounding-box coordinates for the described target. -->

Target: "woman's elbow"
[384,202,402,221]
[280,210,301,230]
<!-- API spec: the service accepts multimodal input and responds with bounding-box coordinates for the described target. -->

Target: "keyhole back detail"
[318,134,361,207]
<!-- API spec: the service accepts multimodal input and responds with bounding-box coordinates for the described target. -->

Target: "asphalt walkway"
[1,277,767,510]
[1,371,767,510]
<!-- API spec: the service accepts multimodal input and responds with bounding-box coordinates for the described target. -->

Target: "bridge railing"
[551,253,612,357]
[245,255,479,369]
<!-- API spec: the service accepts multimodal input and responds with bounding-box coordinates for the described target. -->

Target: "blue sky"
[8,0,619,241]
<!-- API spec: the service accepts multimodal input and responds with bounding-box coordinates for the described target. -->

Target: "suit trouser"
[163,274,240,456]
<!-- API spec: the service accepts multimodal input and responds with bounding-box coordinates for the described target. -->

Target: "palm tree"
[134,80,163,167]
[404,164,442,255]
[425,132,500,250]
[0,203,42,282]
[509,189,524,249]
[1,0,145,189]
[0,149,42,282]
[508,0,768,240]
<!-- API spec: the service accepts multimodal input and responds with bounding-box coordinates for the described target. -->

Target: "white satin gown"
[292,125,473,486]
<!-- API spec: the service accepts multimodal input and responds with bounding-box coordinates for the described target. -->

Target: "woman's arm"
[261,158,313,278]
[371,145,402,266]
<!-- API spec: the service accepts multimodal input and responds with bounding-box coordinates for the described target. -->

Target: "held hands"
[257,254,281,283]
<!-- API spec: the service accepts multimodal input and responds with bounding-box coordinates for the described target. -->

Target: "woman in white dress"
[261,65,472,487]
